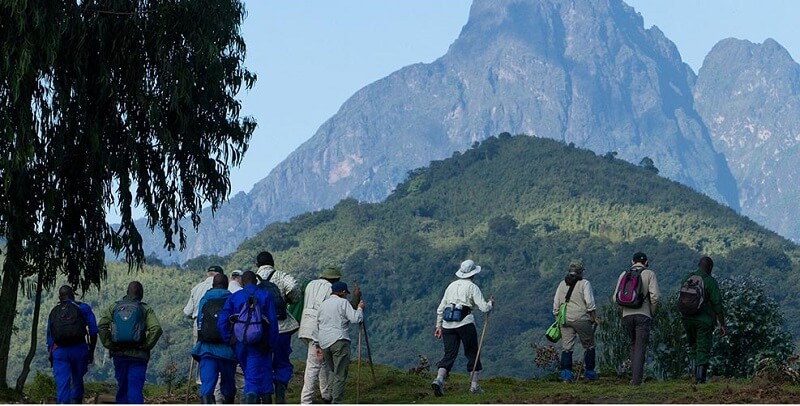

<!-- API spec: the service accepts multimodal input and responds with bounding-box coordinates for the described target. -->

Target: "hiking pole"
[185,357,194,403]
[471,311,491,382]
[357,327,363,404]
[361,320,377,382]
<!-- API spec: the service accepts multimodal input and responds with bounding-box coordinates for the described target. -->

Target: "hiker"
[229,270,244,293]
[192,273,237,404]
[185,266,225,339]
[552,261,600,382]
[679,256,727,383]
[218,270,279,404]
[316,281,365,404]
[98,281,163,404]
[46,285,99,404]
[432,259,494,396]
[255,251,301,403]
[298,265,361,404]
[613,252,660,385]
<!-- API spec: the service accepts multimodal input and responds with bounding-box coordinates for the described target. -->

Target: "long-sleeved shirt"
[613,266,660,318]
[552,279,597,322]
[217,284,279,350]
[192,288,236,361]
[256,265,301,334]
[680,269,725,323]
[98,295,163,360]
[46,300,99,349]
[298,278,332,342]
[184,276,214,327]
[316,294,363,349]
[435,278,493,329]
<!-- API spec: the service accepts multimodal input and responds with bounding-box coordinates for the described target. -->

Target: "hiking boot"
[274,382,287,404]
[584,370,598,381]
[321,397,333,404]
[559,369,573,383]
[469,385,484,394]
[243,393,259,404]
[431,378,444,397]
[695,365,707,384]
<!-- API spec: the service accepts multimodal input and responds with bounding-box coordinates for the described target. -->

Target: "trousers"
[199,356,237,399]
[436,323,482,373]
[300,340,331,404]
[113,356,148,404]
[52,345,89,404]
[321,340,351,404]
[622,314,651,385]
[683,317,715,366]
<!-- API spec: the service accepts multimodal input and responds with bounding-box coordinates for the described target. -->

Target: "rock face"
[695,38,800,241]
[141,0,741,263]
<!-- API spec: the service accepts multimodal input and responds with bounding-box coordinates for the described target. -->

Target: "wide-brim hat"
[455,259,481,279]
[320,265,343,279]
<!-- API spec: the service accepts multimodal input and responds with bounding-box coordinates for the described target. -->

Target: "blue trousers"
[199,356,237,398]
[112,356,148,404]
[273,332,293,385]
[234,342,274,397]
[52,345,89,404]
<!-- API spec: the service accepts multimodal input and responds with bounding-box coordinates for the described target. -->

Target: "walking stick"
[357,328,363,404]
[471,311,491,382]
[185,357,194,403]
[361,320,377,382]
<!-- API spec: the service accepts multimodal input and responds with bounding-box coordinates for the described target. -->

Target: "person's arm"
[81,304,99,363]
[143,305,163,351]
[97,304,114,351]
[434,293,448,338]
[263,292,279,349]
[471,284,493,313]
[648,271,660,314]
[183,286,196,318]
[343,298,364,324]
[553,284,563,316]
[583,281,600,323]
[708,278,727,336]
[218,295,234,345]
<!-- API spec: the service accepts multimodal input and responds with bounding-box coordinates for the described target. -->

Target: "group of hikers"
[43,249,727,403]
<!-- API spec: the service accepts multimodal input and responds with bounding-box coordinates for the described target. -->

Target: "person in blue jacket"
[47,285,99,404]
[218,270,279,404]
[193,273,237,403]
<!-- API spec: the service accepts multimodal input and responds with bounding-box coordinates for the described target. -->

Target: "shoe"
[431,378,444,397]
[584,370,598,381]
[321,397,333,404]
[274,382,287,404]
[559,369,573,383]
[469,385,484,394]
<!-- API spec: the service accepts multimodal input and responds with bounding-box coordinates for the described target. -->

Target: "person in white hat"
[432,259,494,396]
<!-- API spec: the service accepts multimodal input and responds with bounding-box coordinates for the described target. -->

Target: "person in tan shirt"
[613,252,660,385]
[552,261,600,382]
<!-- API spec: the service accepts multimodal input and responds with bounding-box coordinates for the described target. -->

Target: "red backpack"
[615,265,647,308]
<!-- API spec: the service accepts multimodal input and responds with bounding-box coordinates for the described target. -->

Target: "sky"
[110,1,800,222]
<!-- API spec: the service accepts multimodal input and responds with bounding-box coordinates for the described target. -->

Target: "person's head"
[213,273,229,290]
[699,256,714,274]
[127,281,144,301]
[256,251,275,267]
[632,252,648,267]
[58,285,75,301]
[565,261,585,286]
[241,270,258,287]
[230,270,243,283]
[207,265,223,277]
[455,259,481,279]
[320,265,343,282]
[330,281,350,298]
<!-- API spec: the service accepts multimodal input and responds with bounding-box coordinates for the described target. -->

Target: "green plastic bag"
[545,303,567,343]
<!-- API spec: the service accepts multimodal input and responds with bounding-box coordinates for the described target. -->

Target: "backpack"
[198,297,228,343]
[287,279,310,324]
[233,294,267,344]
[111,299,146,345]
[615,265,647,308]
[677,274,705,316]
[258,271,287,321]
[49,301,87,346]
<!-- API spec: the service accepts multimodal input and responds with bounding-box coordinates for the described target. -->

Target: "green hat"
[320,265,343,279]
[569,261,585,273]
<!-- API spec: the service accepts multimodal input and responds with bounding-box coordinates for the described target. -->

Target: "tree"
[638,157,659,174]
[0,0,255,388]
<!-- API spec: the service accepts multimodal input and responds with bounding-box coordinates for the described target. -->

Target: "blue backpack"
[233,294,266,344]
[111,299,146,345]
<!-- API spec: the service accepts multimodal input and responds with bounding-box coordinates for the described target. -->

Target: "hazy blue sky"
[232,0,799,200]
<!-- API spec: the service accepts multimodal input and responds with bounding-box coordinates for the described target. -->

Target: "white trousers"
[300,340,332,404]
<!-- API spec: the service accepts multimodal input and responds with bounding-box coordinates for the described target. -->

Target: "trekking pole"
[357,327,363,404]
[185,357,194,403]
[361,320,377,382]
[471,311,491,382]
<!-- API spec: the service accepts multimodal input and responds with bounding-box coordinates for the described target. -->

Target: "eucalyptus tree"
[0,0,255,388]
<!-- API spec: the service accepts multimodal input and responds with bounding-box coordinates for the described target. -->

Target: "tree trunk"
[15,270,43,392]
[0,238,22,390]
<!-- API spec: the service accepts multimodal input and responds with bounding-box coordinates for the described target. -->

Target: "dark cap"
[632,252,648,263]
[330,281,350,294]
[208,265,224,274]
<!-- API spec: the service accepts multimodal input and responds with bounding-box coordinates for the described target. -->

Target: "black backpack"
[198,297,228,343]
[258,271,287,321]
[49,301,87,346]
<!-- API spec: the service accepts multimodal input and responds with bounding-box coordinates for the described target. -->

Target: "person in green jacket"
[680,257,727,383]
[97,281,163,404]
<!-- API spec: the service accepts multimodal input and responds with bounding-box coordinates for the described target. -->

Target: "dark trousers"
[622,314,651,385]
[436,323,482,373]
[683,317,714,366]
[272,332,294,385]
[112,356,148,404]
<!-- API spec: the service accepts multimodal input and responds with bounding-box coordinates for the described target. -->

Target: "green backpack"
[287,280,310,324]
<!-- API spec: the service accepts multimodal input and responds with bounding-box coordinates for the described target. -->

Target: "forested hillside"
[10,134,799,383]
[222,134,799,378]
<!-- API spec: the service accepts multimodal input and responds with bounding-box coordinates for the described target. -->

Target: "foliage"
[0,0,255,387]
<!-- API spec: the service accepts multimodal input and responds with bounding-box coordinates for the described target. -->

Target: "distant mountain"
[224,134,799,378]
[694,38,800,242]
[141,0,741,263]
